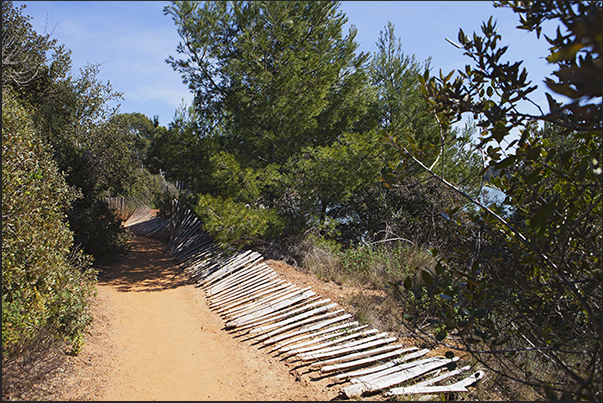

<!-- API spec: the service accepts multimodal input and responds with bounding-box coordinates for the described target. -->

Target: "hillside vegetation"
[2,1,600,400]
[2,2,172,398]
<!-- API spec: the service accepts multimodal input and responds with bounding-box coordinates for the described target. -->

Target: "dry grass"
[283,234,567,401]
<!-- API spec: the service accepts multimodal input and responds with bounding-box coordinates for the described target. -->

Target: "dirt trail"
[65,235,338,401]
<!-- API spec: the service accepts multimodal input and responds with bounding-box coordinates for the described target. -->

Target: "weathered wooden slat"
[341,356,460,398]
[194,251,246,284]
[273,320,360,353]
[182,243,222,269]
[249,303,338,335]
[236,297,327,331]
[208,268,276,308]
[207,261,271,296]
[294,330,384,356]
[349,356,439,384]
[188,249,234,280]
[297,334,395,362]
[181,246,223,275]
[225,285,311,316]
[226,288,315,328]
[169,204,193,233]
[167,213,199,252]
[286,327,375,355]
[387,371,484,395]
[216,281,294,316]
[200,250,256,286]
[385,365,471,396]
[172,216,203,246]
[209,270,279,307]
[255,308,343,341]
[317,346,418,374]
[203,251,263,288]
[171,231,209,260]
[171,237,214,262]
[312,344,409,370]
[222,285,303,321]
[259,309,347,345]
[209,266,278,303]
[171,208,197,239]
[304,337,398,367]
[212,276,283,311]
[321,348,422,378]
[334,348,430,381]
[226,292,320,329]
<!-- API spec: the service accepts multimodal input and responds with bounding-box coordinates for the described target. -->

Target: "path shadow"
[95,235,193,292]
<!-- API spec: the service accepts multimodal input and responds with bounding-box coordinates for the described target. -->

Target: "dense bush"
[2,3,157,398]
[2,87,97,362]
[195,193,285,247]
[395,2,602,399]
[3,1,137,263]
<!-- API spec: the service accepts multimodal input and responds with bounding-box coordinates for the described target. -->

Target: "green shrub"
[67,197,131,263]
[2,87,96,360]
[126,167,177,209]
[194,193,284,247]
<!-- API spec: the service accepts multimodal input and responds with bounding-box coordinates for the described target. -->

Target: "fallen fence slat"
[311,344,410,371]
[318,347,419,375]
[384,365,471,396]
[286,327,376,356]
[209,271,279,307]
[262,312,352,346]
[256,309,345,343]
[237,297,328,332]
[222,285,304,321]
[206,259,268,295]
[212,276,284,311]
[249,303,338,335]
[297,334,395,362]
[334,348,430,381]
[226,288,315,328]
[386,370,484,395]
[349,356,441,384]
[217,282,294,316]
[273,320,360,353]
[341,356,460,398]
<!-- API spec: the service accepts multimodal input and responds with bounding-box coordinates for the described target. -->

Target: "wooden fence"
[105,197,484,399]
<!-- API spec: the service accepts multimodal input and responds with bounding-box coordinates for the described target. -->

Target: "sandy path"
[92,235,336,401]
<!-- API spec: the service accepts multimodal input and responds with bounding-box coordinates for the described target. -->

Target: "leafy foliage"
[2,87,96,361]
[195,194,284,246]
[158,0,377,242]
[1,1,54,88]
[394,1,602,399]
[279,129,385,236]
[165,0,369,165]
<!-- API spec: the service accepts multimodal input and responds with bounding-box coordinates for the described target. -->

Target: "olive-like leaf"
[422,270,434,285]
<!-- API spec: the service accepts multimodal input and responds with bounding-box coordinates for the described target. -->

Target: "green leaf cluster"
[2,86,96,359]
[2,3,167,386]
[155,2,483,248]
[195,194,284,246]
[400,1,602,399]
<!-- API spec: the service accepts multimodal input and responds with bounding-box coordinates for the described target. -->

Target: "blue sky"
[16,1,557,128]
